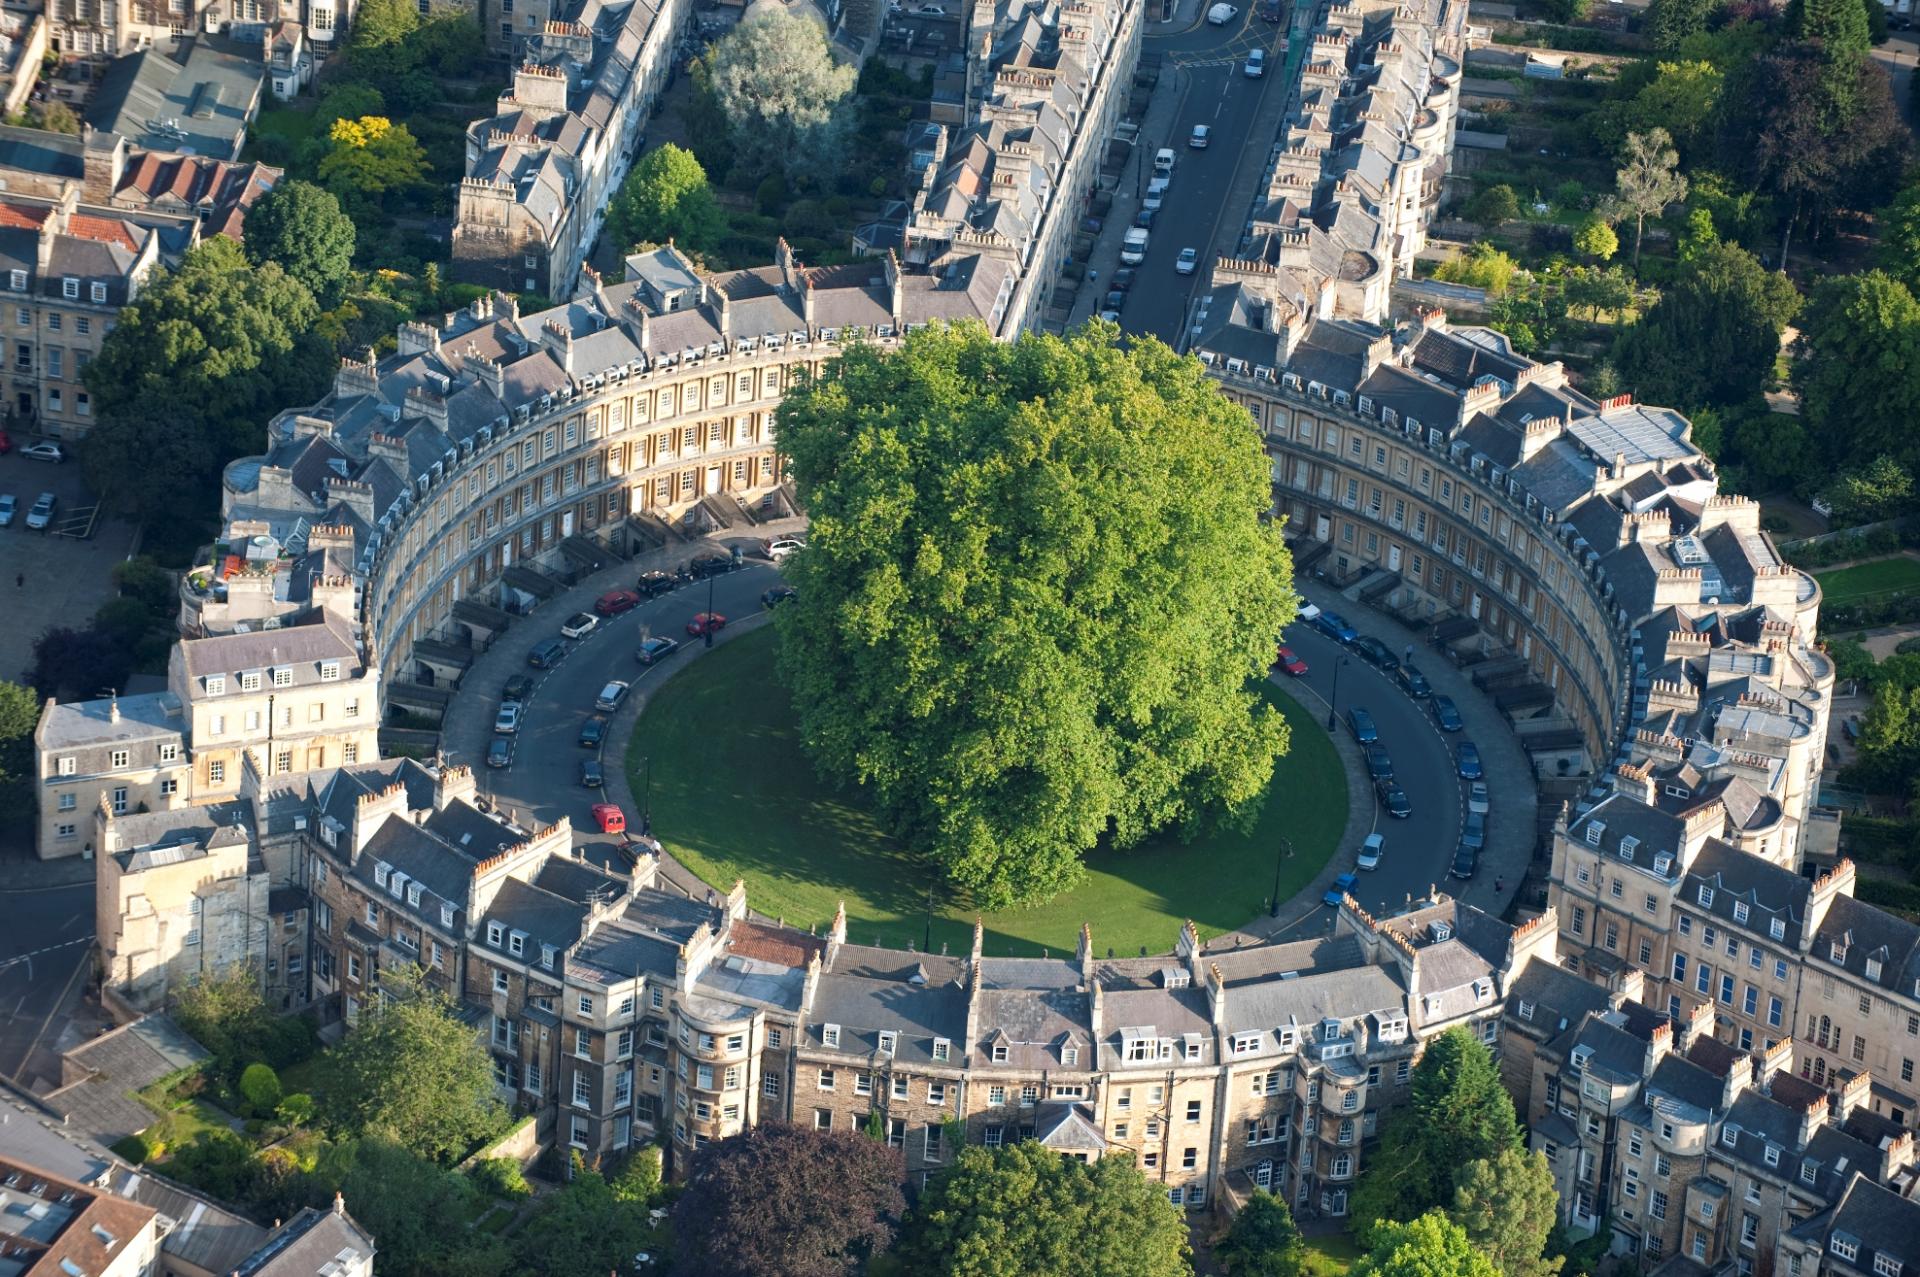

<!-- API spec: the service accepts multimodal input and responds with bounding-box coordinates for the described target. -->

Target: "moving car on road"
[1175,247,1198,275]
[1189,124,1211,149]
[1356,833,1384,870]
[1245,48,1264,76]
[560,612,600,639]
[1429,694,1463,732]
[1273,645,1307,676]
[1313,609,1357,643]
[25,492,54,530]
[494,703,521,734]
[21,442,62,463]
[637,635,680,665]
[1457,741,1483,780]
[594,590,641,617]
[1347,707,1378,744]
[1375,779,1411,819]
[687,612,727,637]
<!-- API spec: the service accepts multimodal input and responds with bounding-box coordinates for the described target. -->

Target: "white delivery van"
[1207,2,1238,22]
[1153,147,1176,174]
[1120,227,1150,265]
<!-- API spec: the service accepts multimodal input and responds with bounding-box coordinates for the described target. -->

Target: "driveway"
[0,452,137,686]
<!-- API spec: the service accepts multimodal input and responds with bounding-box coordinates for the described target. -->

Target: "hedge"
[1856,878,1920,917]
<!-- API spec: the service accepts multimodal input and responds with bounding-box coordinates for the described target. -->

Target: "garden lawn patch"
[628,627,1346,956]
[1816,556,1920,606]
[1300,1232,1365,1277]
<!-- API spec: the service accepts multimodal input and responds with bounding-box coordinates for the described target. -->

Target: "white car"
[1207,1,1238,21]
[494,702,522,734]
[1097,309,1122,322]
[1357,833,1385,871]
[765,537,806,561]
[1143,176,1170,212]
[20,442,63,463]
[1467,780,1490,816]
[1176,247,1198,275]
[1153,147,1176,174]
[560,612,600,639]
[1245,48,1265,77]
[0,494,14,527]
[1189,124,1211,149]
[1296,601,1322,623]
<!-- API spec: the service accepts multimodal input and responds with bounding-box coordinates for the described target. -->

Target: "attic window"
[1722,1123,1740,1147]
[1764,1144,1780,1167]
[1585,821,1605,846]
[1733,901,1749,924]
[1518,1000,1535,1021]
[1801,1160,1819,1185]
[406,882,421,907]
[7,270,22,291]
[1771,918,1786,941]
[61,277,77,299]
[273,667,293,688]
[1655,854,1674,875]
[1698,886,1715,908]
[206,675,225,696]
[1472,978,1494,1003]
[932,1038,950,1062]
[1867,958,1884,981]
[240,671,262,692]
[441,904,455,929]
[541,944,555,970]
[1569,1046,1592,1073]
[90,282,106,304]
[993,1042,1008,1063]
[320,661,341,681]
[1619,836,1638,862]
[1832,940,1848,962]
[1062,1045,1079,1067]
[486,921,503,946]
[823,1024,841,1048]
[878,1031,897,1057]
[508,930,526,957]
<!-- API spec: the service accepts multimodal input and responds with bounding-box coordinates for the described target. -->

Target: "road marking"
[10,945,89,1086]
[0,935,93,972]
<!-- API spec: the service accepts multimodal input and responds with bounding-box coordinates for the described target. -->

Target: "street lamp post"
[641,754,653,836]
[704,569,716,647]
[1270,835,1294,917]
[1326,656,1349,731]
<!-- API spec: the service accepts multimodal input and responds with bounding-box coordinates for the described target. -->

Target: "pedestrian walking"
[1404,643,1413,663]
[1495,877,1505,893]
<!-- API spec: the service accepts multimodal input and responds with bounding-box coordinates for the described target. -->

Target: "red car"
[591,803,627,836]
[594,589,641,617]
[686,612,728,636]
[1274,645,1308,676]
[0,429,12,455]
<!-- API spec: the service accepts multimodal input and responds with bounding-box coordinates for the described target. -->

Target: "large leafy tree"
[607,143,725,255]
[1794,271,1920,473]
[1611,129,1687,270]
[513,1154,656,1277]
[322,969,504,1163]
[1353,1212,1500,1277]
[1450,1149,1563,1277]
[671,1123,904,1277]
[1788,0,1871,58]
[1350,1028,1522,1237]
[244,180,356,306]
[0,680,36,825]
[337,1138,504,1277]
[1612,240,1800,412]
[899,1142,1191,1277]
[318,116,430,210]
[1645,0,1716,51]
[1877,182,1920,294]
[709,10,857,182]
[81,237,330,521]
[1217,1188,1306,1277]
[775,323,1295,909]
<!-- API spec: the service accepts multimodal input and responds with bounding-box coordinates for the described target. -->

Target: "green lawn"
[1816,555,1920,605]
[626,627,1347,956]
[1301,1233,1365,1277]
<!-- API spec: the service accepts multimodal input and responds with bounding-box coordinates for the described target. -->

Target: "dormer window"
[823,1024,841,1048]
[878,1031,897,1057]
[61,277,77,300]
[1322,1018,1341,1042]
[1802,1160,1819,1185]
[374,862,389,889]
[1569,1045,1592,1073]
[206,675,225,696]
[932,1038,950,1062]
[1764,1144,1780,1167]
[406,882,422,907]
[441,904,455,929]
[1832,940,1848,962]
[1868,958,1884,981]
[1698,886,1715,907]
[320,661,340,681]
[1655,853,1674,875]
[1472,978,1494,1003]
[1062,1045,1079,1067]
[486,921,503,946]
[541,944,555,970]
[8,270,24,291]
[1722,1123,1739,1147]
[1876,1255,1902,1277]
[89,282,106,304]
[1733,901,1749,924]
[240,671,262,692]
[1518,1000,1536,1021]
[1586,821,1605,846]
[1619,836,1638,861]
[1832,1235,1860,1263]
[1771,918,1786,941]
[273,667,293,688]
[992,1042,1008,1063]
[508,930,525,957]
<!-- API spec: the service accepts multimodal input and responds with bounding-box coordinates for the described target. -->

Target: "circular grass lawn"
[626,626,1347,957]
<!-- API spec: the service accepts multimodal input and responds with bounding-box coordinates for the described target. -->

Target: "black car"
[1364,744,1394,781]
[486,737,512,769]
[636,571,677,597]
[579,717,607,748]
[1460,808,1487,851]
[762,586,797,607]
[1394,663,1432,699]
[1104,289,1126,310]
[1429,694,1464,732]
[580,759,604,787]
[1353,636,1399,674]
[503,674,534,702]
[690,554,734,578]
[527,637,568,668]
[1449,845,1478,880]
[1111,268,1137,291]
[1133,206,1158,229]
[1375,778,1411,819]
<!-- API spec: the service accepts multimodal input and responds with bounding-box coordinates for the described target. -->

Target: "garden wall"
[456,1112,547,1172]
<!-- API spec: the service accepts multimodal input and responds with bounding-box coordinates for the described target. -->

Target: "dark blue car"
[1348,707,1378,744]
[1457,741,1483,780]
[1314,610,1358,644]
[1430,694,1463,732]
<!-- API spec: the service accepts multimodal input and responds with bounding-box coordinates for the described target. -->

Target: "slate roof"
[37,692,184,750]
[86,40,267,160]
[1681,839,1813,949]
[232,1199,376,1276]
[806,970,970,1065]
[1821,1174,1920,1273]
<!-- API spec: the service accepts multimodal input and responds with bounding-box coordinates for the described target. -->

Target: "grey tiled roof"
[1823,1174,1920,1270]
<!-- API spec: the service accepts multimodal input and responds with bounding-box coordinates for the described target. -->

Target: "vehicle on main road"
[580,759,604,787]
[765,537,806,561]
[1120,227,1150,265]
[579,717,608,748]
[25,492,54,530]
[1394,662,1432,699]
[636,571,677,598]
[591,803,626,835]
[1312,609,1356,643]
[1154,147,1176,174]
[1364,744,1393,781]
[691,553,735,578]
[494,703,522,734]
[1429,693,1463,732]
[527,637,568,668]
[1245,48,1265,76]
[0,494,14,527]
[1356,832,1385,871]
[20,442,63,463]
[1323,871,1358,906]
[1466,780,1490,816]
[1189,124,1211,149]
[486,737,512,768]
[1460,808,1487,851]
[1175,247,1198,275]
[637,635,681,665]
[1375,779,1411,819]
[561,612,600,639]
[1449,845,1477,880]
[1457,741,1483,780]
[503,674,535,702]
[595,590,641,618]
[595,680,631,712]
[763,586,797,608]
[687,612,727,637]
[1207,1,1238,22]
[1348,706,1378,743]
[1352,636,1398,674]
[1274,645,1307,676]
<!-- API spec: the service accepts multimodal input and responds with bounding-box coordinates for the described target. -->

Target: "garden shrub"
[470,1157,533,1200]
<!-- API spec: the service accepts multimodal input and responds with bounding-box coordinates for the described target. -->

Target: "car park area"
[0,451,134,683]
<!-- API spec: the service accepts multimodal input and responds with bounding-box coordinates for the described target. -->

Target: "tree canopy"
[1449,1148,1563,1277]
[244,180,357,306]
[1793,271,1920,475]
[1612,129,1688,269]
[1645,0,1716,51]
[774,323,1296,909]
[321,970,504,1162]
[898,1141,1191,1277]
[0,680,37,827]
[1572,216,1618,262]
[671,1123,904,1277]
[607,143,725,255]
[1352,1212,1500,1277]
[1612,240,1800,412]
[318,116,430,214]
[513,1153,658,1276]
[1217,1188,1306,1277]
[709,10,858,181]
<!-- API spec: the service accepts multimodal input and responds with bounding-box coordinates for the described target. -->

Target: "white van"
[594,680,631,712]
[1207,2,1238,22]
[1153,148,1175,174]
[1120,227,1150,265]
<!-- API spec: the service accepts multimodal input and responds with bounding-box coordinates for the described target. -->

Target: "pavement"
[0,450,138,687]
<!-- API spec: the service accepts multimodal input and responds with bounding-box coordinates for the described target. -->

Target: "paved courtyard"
[0,452,138,687]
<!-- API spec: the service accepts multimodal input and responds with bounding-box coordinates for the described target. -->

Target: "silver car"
[0,494,15,527]
[25,492,54,530]
[1466,780,1490,817]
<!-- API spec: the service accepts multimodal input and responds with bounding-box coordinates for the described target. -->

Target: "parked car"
[595,590,641,617]
[1207,2,1238,22]
[20,442,63,463]
[1323,871,1358,906]
[1429,693,1463,732]
[1133,207,1158,230]
[1449,845,1478,879]
[691,553,734,578]
[1273,645,1308,676]
[486,737,512,768]
[1143,177,1169,212]
[638,635,681,665]
[636,571,677,598]
[1121,227,1150,265]
[0,494,15,527]
[1394,663,1432,699]
[503,674,534,702]
[527,638,568,668]
[1245,47,1265,76]
[1364,744,1393,781]
[591,803,626,835]
[1460,809,1487,851]
[579,717,608,748]
[1154,147,1176,174]
[1313,609,1357,643]
[686,612,727,637]
[25,492,54,530]
[1356,832,1385,870]
[1098,309,1122,323]
[580,759,604,787]
[1457,741,1483,780]
[1175,247,1198,275]
[1375,778,1411,819]
[1466,780,1490,816]
[561,612,600,639]
[0,430,11,454]
[1111,268,1137,291]
[1353,636,1398,674]
[595,680,631,712]
[765,537,806,561]
[1347,707,1378,743]
[494,703,522,734]
[763,586,797,608]
[1189,124,1211,149]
